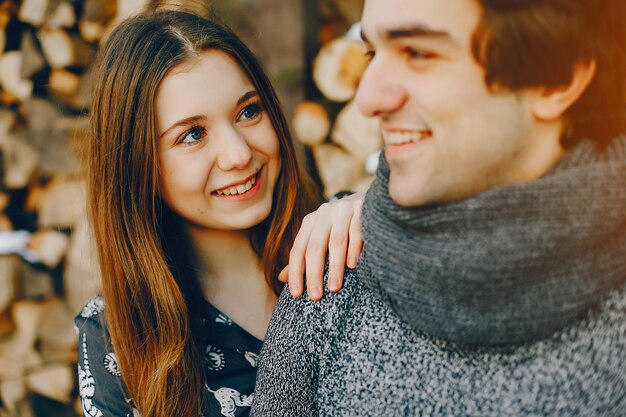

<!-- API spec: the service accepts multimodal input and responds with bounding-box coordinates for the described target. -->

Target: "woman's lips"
[212,168,263,200]
[212,168,260,196]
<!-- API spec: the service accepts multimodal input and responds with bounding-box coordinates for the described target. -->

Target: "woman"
[75,10,359,417]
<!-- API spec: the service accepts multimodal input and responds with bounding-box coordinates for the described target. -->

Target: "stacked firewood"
[0,1,154,415]
[293,24,382,198]
[0,0,374,415]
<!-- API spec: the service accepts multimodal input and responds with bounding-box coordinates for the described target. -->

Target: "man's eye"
[404,47,434,60]
[239,103,263,121]
[180,126,206,145]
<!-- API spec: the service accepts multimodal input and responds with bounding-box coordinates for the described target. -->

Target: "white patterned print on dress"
[80,297,105,318]
[124,407,141,417]
[205,344,226,371]
[216,313,234,326]
[104,352,121,377]
[244,351,258,368]
[78,332,104,417]
[123,398,142,417]
[206,385,253,417]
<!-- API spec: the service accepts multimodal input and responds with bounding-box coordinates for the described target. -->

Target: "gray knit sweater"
[251,268,626,416]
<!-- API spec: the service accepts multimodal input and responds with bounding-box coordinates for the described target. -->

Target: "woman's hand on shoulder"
[279,191,364,301]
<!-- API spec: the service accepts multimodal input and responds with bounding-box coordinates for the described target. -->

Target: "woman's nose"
[215,126,253,171]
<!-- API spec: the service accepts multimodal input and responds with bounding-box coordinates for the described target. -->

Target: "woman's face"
[155,50,281,231]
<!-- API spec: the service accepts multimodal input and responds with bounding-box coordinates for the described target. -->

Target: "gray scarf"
[360,136,626,346]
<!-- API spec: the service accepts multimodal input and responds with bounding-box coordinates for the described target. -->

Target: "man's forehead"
[360,21,460,49]
[361,0,480,45]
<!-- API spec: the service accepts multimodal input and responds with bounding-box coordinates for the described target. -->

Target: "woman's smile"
[212,167,263,201]
[156,50,281,231]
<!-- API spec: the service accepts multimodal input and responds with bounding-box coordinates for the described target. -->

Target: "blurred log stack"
[294,22,382,199]
[0,1,148,416]
[0,0,376,415]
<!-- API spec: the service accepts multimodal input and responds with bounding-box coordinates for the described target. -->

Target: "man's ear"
[532,60,596,121]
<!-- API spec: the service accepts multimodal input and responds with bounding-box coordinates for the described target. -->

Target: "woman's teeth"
[384,130,431,145]
[216,175,256,196]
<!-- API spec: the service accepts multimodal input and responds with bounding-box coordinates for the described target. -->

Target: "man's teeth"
[216,175,256,196]
[385,130,431,145]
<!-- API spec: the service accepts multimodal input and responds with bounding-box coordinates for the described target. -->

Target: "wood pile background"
[294,20,381,198]
[0,0,370,415]
[0,0,134,414]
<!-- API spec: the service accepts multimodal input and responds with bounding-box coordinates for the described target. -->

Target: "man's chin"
[388,178,428,208]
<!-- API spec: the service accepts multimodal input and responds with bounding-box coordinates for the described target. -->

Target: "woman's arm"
[75,304,135,417]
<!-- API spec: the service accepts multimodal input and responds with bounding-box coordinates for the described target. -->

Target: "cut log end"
[313,38,369,102]
[0,52,34,102]
[293,101,330,146]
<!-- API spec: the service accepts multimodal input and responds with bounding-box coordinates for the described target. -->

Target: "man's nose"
[355,56,408,118]
[215,126,253,171]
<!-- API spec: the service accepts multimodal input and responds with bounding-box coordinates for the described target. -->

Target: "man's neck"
[507,121,565,184]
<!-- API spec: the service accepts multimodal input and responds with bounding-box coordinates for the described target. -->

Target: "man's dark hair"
[472,0,625,147]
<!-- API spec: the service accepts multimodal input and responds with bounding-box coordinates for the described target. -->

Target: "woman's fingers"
[303,203,332,300]
[346,199,363,269]
[285,193,365,300]
[287,213,314,298]
[278,265,289,283]
[326,201,352,292]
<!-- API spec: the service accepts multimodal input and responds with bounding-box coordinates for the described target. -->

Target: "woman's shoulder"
[74,296,108,336]
[76,296,106,319]
[74,296,133,415]
[76,295,104,319]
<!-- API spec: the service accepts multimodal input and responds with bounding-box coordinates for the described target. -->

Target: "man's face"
[356,0,560,207]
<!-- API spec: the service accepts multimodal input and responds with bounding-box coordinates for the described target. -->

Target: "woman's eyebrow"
[159,115,207,139]
[159,91,259,139]
[237,90,259,107]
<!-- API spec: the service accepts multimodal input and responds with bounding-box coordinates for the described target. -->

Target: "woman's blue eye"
[240,103,262,121]
[180,126,205,144]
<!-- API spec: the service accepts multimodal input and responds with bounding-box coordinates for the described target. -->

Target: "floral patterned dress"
[75,296,262,417]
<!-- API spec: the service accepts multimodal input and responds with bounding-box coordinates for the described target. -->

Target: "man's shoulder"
[277,265,367,316]
[264,264,381,355]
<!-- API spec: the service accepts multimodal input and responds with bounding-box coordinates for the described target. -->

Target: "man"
[251,0,626,415]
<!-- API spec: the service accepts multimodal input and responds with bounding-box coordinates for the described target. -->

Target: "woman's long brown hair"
[88,11,321,417]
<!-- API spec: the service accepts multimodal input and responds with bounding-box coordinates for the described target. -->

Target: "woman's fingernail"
[309,286,321,299]
[348,256,358,268]
[328,277,338,292]
[290,285,300,297]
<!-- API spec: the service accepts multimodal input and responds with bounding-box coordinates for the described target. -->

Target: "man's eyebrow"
[362,24,459,47]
